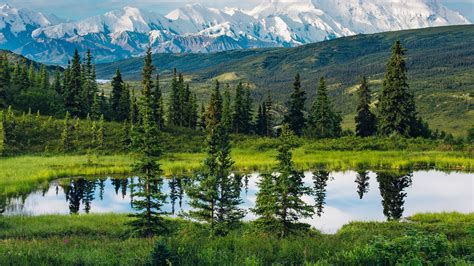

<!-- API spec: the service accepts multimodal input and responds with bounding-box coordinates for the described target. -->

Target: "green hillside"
[96,25,474,136]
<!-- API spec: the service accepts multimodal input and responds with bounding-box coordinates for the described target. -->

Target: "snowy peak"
[0,1,470,64]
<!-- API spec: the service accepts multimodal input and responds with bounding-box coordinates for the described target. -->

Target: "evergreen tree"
[0,110,5,155]
[284,74,306,136]
[39,65,49,90]
[27,63,35,88]
[111,68,124,120]
[96,115,105,150]
[20,61,29,90]
[152,74,165,129]
[117,83,131,122]
[168,69,180,126]
[61,112,73,152]
[378,41,420,137]
[90,93,101,121]
[198,103,206,131]
[187,119,243,236]
[242,84,253,134]
[232,82,245,133]
[129,46,167,237]
[81,50,96,114]
[130,89,139,125]
[188,93,198,129]
[264,94,274,137]
[252,125,314,237]
[308,77,342,138]
[0,56,8,109]
[222,86,233,133]
[205,80,223,128]
[355,76,377,137]
[256,103,266,136]
[65,50,83,117]
[52,69,63,95]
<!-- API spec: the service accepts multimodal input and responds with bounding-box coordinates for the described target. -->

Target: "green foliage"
[0,110,4,155]
[60,112,73,152]
[253,125,314,237]
[128,47,168,237]
[307,77,342,138]
[188,118,243,236]
[376,171,413,221]
[284,73,306,136]
[355,76,377,137]
[110,68,124,120]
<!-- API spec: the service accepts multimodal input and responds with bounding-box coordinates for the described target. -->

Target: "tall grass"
[1,149,472,196]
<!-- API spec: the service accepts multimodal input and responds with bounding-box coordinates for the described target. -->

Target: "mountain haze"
[0,0,470,64]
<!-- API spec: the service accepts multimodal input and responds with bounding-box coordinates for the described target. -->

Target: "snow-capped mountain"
[0,0,470,64]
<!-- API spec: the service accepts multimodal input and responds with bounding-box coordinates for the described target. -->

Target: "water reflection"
[1,170,473,233]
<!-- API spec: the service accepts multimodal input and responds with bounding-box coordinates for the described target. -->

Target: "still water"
[2,170,473,233]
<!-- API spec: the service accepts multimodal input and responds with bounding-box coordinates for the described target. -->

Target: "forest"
[0,34,473,265]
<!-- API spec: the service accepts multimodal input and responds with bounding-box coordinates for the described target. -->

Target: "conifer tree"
[308,77,342,138]
[189,93,198,129]
[264,94,273,136]
[130,89,139,125]
[284,74,306,136]
[61,112,73,152]
[253,125,314,237]
[198,103,206,131]
[0,110,5,155]
[129,46,167,237]
[222,87,233,133]
[152,74,164,129]
[187,115,243,236]
[52,69,62,95]
[206,80,223,127]
[168,69,180,126]
[96,115,105,150]
[117,83,131,122]
[90,94,101,121]
[242,84,253,134]
[111,68,124,120]
[27,63,35,88]
[256,103,266,136]
[0,58,7,109]
[39,65,49,90]
[355,76,377,137]
[232,82,245,133]
[378,41,419,137]
[20,61,29,90]
[65,50,83,117]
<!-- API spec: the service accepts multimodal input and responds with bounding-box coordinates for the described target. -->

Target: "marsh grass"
[0,213,472,265]
[0,149,472,196]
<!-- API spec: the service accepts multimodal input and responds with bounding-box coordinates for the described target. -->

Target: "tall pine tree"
[355,76,377,137]
[65,50,83,117]
[284,74,306,136]
[308,77,342,138]
[378,41,420,137]
[129,46,167,237]
[110,68,124,121]
[253,124,314,237]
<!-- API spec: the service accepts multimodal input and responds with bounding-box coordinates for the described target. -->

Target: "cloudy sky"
[3,0,473,21]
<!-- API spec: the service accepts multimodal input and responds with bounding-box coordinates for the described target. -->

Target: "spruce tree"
[308,77,342,138]
[284,74,306,136]
[168,69,180,126]
[96,115,105,150]
[198,103,206,131]
[117,83,131,122]
[264,94,273,136]
[153,74,164,129]
[0,110,5,155]
[378,41,419,137]
[189,93,198,129]
[130,89,139,125]
[355,76,377,137]
[206,80,223,127]
[187,117,243,236]
[90,94,101,121]
[52,69,63,95]
[222,87,233,133]
[232,82,245,133]
[256,103,266,136]
[129,46,167,237]
[0,57,7,109]
[111,68,124,121]
[65,50,83,117]
[242,84,253,134]
[39,65,49,90]
[253,124,314,237]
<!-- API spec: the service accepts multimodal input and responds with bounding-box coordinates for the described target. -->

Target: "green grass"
[1,149,472,197]
[0,213,472,265]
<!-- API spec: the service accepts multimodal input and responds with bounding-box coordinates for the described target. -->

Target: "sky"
[2,0,473,21]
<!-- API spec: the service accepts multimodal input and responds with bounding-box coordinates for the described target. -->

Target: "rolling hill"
[96,25,474,136]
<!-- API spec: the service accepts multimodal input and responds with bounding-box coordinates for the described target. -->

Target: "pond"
[2,170,473,233]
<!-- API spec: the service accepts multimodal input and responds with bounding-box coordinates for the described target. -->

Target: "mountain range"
[0,0,470,65]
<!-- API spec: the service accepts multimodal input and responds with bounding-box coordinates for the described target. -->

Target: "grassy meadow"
[1,147,472,197]
[0,212,472,265]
